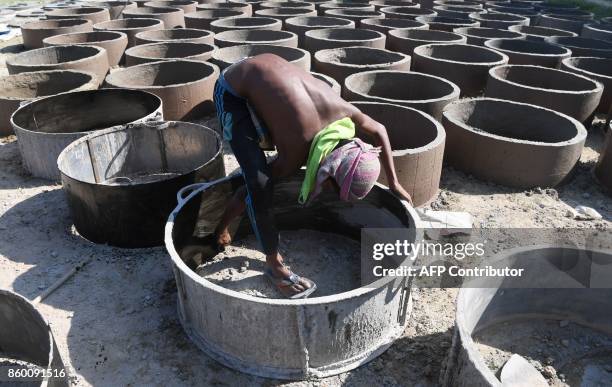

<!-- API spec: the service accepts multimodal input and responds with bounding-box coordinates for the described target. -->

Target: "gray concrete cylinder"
[343,70,460,121]
[351,102,446,206]
[453,26,524,46]
[484,38,571,67]
[0,289,69,387]
[124,41,218,65]
[508,24,576,41]
[381,5,437,20]
[6,45,110,86]
[93,17,164,47]
[10,89,163,180]
[560,56,612,115]
[284,16,355,47]
[441,246,612,386]
[165,172,421,379]
[359,17,428,36]
[134,28,214,45]
[122,6,186,28]
[388,28,466,55]
[0,70,97,136]
[442,98,586,188]
[21,18,93,49]
[595,127,612,194]
[42,30,128,67]
[416,15,479,31]
[184,9,247,29]
[304,27,386,52]
[413,43,509,96]
[468,11,529,29]
[582,23,612,42]
[210,43,311,70]
[209,16,282,32]
[213,29,298,47]
[314,46,410,84]
[105,59,219,120]
[485,64,603,124]
[545,36,612,59]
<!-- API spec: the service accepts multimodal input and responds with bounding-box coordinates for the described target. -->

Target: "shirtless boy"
[213,54,412,299]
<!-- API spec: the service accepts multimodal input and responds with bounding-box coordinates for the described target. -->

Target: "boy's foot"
[264,266,317,299]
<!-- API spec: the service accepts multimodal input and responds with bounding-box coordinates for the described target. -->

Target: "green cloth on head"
[298,117,355,204]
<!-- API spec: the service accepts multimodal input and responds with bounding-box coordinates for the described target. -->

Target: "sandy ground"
[1,30,611,387]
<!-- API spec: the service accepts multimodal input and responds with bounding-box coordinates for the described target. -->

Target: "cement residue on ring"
[196,230,361,298]
[484,38,571,67]
[485,64,604,123]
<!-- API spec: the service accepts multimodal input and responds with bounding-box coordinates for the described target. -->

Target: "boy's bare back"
[224,54,360,174]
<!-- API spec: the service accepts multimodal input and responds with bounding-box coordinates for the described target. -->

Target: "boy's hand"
[390,180,413,205]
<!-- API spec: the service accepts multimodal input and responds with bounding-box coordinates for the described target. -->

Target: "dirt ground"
[1,31,611,387]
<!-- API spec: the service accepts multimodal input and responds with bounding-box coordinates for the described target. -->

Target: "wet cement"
[196,229,361,298]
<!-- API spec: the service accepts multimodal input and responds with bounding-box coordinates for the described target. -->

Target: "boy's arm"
[349,110,413,205]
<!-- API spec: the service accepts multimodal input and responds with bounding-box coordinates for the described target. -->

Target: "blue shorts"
[213,72,279,255]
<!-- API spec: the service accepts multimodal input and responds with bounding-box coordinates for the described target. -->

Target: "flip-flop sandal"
[264,267,317,299]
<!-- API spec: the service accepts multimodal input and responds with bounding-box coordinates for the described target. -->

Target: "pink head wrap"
[309,138,381,203]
